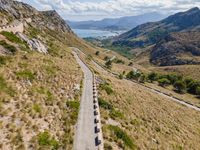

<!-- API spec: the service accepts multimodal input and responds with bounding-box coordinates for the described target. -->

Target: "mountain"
[150,31,200,66]
[109,7,200,66]
[67,12,166,31]
[0,0,96,149]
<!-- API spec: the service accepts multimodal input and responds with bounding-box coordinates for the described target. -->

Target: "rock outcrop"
[17,32,48,54]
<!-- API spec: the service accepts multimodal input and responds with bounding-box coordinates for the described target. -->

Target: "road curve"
[73,52,98,150]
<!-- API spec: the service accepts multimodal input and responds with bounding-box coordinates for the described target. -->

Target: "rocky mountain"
[68,12,166,31]
[112,7,200,48]
[0,0,95,149]
[150,32,200,66]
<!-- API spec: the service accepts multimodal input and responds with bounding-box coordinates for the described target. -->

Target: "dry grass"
[0,48,82,149]
[97,74,200,150]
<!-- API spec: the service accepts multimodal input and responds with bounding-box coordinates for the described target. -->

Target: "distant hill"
[150,32,200,66]
[113,7,200,48]
[67,12,166,31]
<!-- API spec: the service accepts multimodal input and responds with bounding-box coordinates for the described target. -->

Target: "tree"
[166,74,182,84]
[174,80,186,93]
[105,60,112,69]
[139,74,146,83]
[148,72,158,83]
[196,86,200,98]
[187,81,200,95]
[126,71,141,81]
[95,51,100,56]
[158,78,170,87]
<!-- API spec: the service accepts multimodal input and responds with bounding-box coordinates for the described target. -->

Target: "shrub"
[187,81,200,95]
[1,31,22,43]
[95,51,100,56]
[0,56,7,66]
[38,131,59,149]
[33,104,41,113]
[196,87,200,97]
[119,74,123,79]
[0,40,17,54]
[174,80,186,93]
[166,74,182,84]
[98,97,113,110]
[158,78,171,87]
[16,70,35,81]
[126,71,141,81]
[139,74,146,83]
[99,83,113,95]
[110,109,124,119]
[105,60,112,69]
[66,100,80,110]
[0,75,15,97]
[147,72,158,82]
[108,125,136,149]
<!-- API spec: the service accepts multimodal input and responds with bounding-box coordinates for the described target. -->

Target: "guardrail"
[0,21,24,33]
[93,75,104,150]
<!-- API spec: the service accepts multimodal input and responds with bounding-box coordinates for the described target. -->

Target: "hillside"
[150,31,200,66]
[68,12,166,31]
[0,0,98,149]
[113,7,200,48]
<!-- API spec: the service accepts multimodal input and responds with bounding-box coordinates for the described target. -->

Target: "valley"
[0,0,200,150]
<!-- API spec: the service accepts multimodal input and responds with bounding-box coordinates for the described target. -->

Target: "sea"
[72,28,125,39]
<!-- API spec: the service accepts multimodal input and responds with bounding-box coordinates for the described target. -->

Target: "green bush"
[33,104,41,113]
[0,40,17,54]
[16,70,35,81]
[99,83,113,95]
[147,72,158,82]
[187,81,200,95]
[1,31,22,43]
[108,125,136,149]
[126,71,141,81]
[0,56,9,66]
[174,80,186,93]
[110,109,124,119]
[98,97,113,110]
[105,60,112,69]
[66,100,80,110]
[166,74,182,84]
[196,87,200,97]
[38,131,59,150]
[158,78,171,87]
[95,51,100,56]
[0,75,15,97]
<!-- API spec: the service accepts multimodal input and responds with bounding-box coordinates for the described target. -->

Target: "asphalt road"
[73,52,98,150]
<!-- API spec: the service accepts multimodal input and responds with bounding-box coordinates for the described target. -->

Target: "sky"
[17,0,200,21]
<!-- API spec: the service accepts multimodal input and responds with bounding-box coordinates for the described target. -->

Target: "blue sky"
[18,0,200,21]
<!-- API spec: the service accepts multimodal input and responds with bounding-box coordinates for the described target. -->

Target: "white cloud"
[18,0,200,20]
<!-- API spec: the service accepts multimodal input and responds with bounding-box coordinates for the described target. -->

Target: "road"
[73,52,98,150]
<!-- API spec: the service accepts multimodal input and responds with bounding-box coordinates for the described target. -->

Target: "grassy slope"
[0,27,83,149]
[80,52,200,150]
[99,73,200,150]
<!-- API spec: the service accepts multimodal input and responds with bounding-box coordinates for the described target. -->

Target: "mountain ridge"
[68,12,166,31]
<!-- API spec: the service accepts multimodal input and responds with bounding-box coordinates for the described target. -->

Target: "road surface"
[73,52,98,150]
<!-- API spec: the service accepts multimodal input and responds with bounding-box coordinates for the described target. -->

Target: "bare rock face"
[17,33,48,54]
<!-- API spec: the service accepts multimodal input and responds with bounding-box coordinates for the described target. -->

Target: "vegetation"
[95,51,100,56]
[1,31,22,43]
[0,40,17,54]
[158,78,171,87]
[108,125,136,149]
[105,60,112,69]
[0,56,10,66]
[125,70,200,98]
[0,75,15,97]
[16,70,35,81]
[99,82,114,95]
[98,97,113,110]
[38,131,59,150]
[174,80,187,93]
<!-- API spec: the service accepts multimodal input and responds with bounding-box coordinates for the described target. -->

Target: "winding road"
[73,51,101,150]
